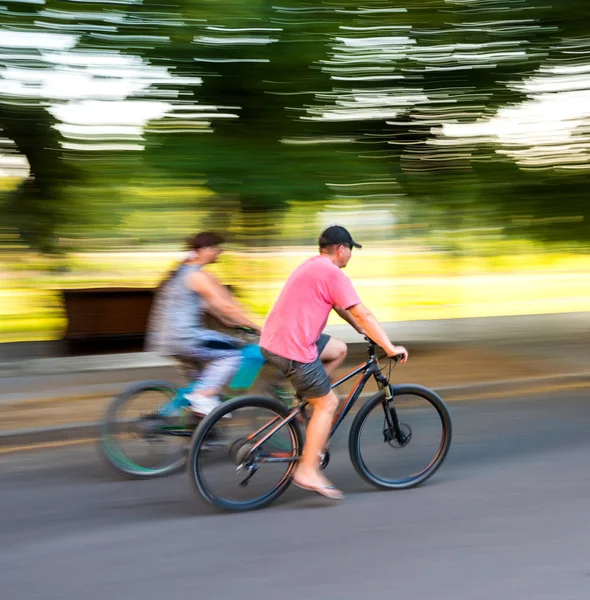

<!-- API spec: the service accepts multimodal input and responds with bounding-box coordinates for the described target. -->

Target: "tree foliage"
[1,0,590,250]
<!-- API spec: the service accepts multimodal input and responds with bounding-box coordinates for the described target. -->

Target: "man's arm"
[187,271,261,332]
[348,303,408,361]
[333,306,365,336]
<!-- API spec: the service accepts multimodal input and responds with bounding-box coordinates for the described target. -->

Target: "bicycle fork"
[380,383,408,446]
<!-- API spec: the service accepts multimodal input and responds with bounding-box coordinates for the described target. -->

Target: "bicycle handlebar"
[363,336,405,362]
[234,325,260,334]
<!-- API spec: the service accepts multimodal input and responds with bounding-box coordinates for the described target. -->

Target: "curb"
[2,372,590,450]
[0,341,446,379]
[434,372,590,397]
[0,423,100,448]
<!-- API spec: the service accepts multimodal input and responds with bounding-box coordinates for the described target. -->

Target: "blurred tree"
[292,0,590,242]
[0,2,129,253]
[138,0,391,242]
[0,103,80,254]
[1,0,590,250]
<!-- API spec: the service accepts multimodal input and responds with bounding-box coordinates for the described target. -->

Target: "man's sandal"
[292,479,344,500]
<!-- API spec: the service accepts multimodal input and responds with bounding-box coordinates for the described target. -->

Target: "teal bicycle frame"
[158,344,266,416]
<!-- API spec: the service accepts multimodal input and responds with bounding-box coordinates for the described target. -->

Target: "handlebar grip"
[236,326,258,334]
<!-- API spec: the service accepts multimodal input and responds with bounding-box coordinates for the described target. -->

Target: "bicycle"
[99,327,285,479]
[187,337,453,511]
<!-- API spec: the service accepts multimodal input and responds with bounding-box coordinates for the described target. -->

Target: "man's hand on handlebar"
[387,345,408,363]
[363,336,409,363]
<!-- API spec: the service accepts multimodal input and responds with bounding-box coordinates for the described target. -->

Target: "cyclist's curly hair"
[157,231,225,290]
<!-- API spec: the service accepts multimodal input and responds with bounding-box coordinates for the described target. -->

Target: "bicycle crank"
[237,461,259,486]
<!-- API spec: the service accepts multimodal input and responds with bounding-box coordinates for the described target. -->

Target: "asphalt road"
[2,388,590,600]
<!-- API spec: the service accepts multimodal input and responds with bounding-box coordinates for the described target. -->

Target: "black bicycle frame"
[328,355,380,436]
[248,349,392,459]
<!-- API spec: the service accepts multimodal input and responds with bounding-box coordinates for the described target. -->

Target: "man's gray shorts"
[261,333,331,400]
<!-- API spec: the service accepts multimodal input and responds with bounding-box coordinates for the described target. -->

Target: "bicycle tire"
[349,385,452,490]
[188,395,304,512]
[99,380,189,479]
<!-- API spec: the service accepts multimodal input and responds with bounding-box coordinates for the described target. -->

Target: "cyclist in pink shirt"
[261,225,408,500]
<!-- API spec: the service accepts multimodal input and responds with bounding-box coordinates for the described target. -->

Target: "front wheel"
[188,395,304,512]
[349,385,452,490]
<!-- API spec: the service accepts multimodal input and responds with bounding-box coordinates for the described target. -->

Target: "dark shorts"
[261,333,331,400]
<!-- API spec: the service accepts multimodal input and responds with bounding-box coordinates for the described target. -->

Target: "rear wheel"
[188,395,304,511]
[99,381,193,479]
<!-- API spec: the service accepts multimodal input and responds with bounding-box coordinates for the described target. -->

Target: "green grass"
[1,246,590,342]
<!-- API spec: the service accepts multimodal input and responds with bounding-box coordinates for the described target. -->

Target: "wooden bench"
[60,286,242,353]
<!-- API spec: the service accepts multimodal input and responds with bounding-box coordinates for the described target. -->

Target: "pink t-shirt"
[260,255,361,363]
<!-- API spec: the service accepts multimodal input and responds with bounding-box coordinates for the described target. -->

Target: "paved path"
[2,388,590,600]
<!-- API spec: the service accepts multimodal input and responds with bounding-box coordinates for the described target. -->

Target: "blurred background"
[1,0,589,345]
[2,6,590,596]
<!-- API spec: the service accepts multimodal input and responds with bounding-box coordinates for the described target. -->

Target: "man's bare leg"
[319,337,347,377]
[292,389,343,500]
[310,337,347,418]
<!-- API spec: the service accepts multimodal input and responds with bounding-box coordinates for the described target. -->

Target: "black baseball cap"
[318,225,362,249]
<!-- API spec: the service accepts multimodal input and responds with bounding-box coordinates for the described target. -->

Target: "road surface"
[2,388,590,600]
